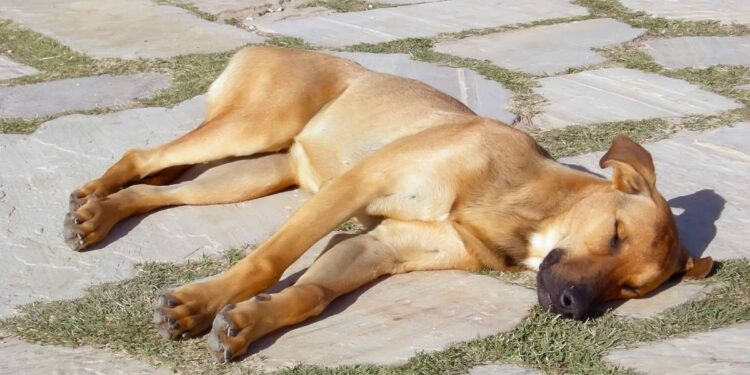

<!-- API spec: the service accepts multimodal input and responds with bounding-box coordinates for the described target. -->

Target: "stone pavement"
[605,322,750,374]
[435,18,646,75]
[1,0,749,373]
[0,56,38,80]
[0,0,263,59]
[532,68,742,129]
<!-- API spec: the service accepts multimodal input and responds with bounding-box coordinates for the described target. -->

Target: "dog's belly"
[289,71,474,195]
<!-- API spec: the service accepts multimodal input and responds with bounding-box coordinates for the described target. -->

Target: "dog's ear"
[682,255,714,279]
[599,135,655,195]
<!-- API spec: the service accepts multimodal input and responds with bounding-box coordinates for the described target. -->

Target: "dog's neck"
[455,158,608,270]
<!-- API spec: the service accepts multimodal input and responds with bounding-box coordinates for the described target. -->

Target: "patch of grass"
[138,52,234,107]
[666,66,750,107]
[0,117,50,134]
[573,0,750,37]
[304,0,393,13]
[265,35,316,50]
[534,118,672,159]
[154,0,218,22]
[444,15,593,41]
[0,20,100,83]
[532,107,749,159]
[478,269,537,289]
[1,249,747,374]
[596,42,662,73]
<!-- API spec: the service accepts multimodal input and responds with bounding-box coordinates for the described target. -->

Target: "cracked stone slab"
[605,322,750,374]
[620,0,750,25]
[0,337,171,375]
[561,123,750,260]
[0,56,39,81]
[643,36,750,69]
[258,0,588,47]
[331,52,516,123]
[0,73,170,119]
[608,282,714,319]
[0,0,263,59]
[469,364,541,375]
[247,271,536,369]
[532,68,742,128]
[435,18,646,75]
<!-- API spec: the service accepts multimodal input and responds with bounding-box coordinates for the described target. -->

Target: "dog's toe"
[63,213,87,251]
[207,304,250,363]
[154,292,213,340]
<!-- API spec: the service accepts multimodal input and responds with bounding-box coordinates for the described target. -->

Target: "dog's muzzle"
[536,249,594,320]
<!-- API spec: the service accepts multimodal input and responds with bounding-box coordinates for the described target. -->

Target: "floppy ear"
[683,256,714,279]
[599,135,655,195]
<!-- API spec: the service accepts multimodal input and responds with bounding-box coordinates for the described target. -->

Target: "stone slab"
[258,0,588,47]
[470,364,541,375]
[610,282,714,319]
[0,337,170,375]
[0,0,263,59]
[533,68,742,128]
[561,123,750,260]
[435,18,646,75]
[605,322,750,374]
[248,271,536,369]
[738,84,750,91]
[0,56,39,81]
[331,52,516,123]
[0,73,170,119]
[644,36,750,69]
[620,0,750,25]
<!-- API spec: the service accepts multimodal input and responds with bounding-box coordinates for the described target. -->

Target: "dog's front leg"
[154,171,381,339]
[205,219,483,362]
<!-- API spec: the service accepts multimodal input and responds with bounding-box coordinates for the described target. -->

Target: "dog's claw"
[158,294,179,308]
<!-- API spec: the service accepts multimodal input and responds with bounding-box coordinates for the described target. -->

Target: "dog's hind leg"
[69,106,306,209]
[64,153,294,251]
[204,220,482,362]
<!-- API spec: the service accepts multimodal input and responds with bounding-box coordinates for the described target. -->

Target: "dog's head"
[536,135,713,319]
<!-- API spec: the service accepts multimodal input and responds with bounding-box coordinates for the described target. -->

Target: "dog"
[64,46,713,362]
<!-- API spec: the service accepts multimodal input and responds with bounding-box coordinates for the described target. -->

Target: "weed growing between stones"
[1,246,748,375]
[305,0,394,13]
[153,0,218,22]
[573,0,750,37]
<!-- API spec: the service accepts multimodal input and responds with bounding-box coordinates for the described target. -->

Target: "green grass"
[1,248,747,374]
[304,0,394,13]
[573,0,750,37]
[154,0,218,22]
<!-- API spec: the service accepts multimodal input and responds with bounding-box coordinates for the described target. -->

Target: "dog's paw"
[63,198,117,251]
[206,296,271,363]
[154,287,219,340]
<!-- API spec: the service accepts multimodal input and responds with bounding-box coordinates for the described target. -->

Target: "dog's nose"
[558,285,588,319]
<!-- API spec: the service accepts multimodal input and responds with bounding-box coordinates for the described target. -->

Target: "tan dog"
[64,47,713,362]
